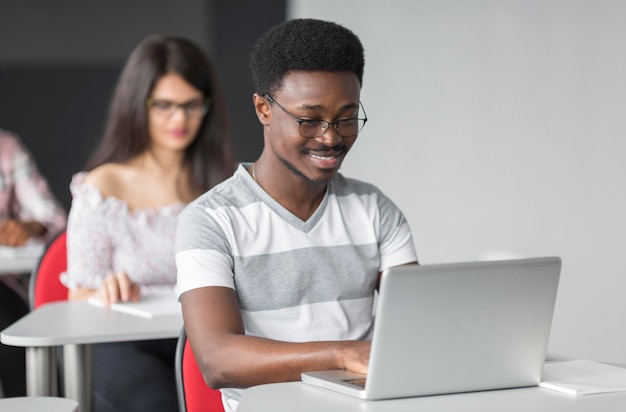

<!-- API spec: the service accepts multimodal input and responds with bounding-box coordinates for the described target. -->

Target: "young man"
[175,18,418,411]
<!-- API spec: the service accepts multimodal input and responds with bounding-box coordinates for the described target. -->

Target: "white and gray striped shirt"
[175,163,417,408]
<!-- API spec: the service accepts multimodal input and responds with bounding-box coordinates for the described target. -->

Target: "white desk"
[1,300,182,412]
[0,244,43,275]
[237,381,626,412]
[0,256,40,275]
[0,396,79,412]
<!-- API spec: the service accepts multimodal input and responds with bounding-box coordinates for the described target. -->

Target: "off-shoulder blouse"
[60,172,187,293]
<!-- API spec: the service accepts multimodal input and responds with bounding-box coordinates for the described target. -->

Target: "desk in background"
[0,256,39,275]
[1,300,182,412]
[0,244,44,275]
[0,396,79,412]
[237,381,626,412]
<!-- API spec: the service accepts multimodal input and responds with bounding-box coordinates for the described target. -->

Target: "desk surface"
[0,256,39,275]
[237,381,626,412]
[1,300,183,412]
[1,300,183,347]
[0,396,79,412]
[0,244,43,275]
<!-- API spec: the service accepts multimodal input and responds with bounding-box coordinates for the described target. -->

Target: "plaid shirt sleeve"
[0,129,67,239]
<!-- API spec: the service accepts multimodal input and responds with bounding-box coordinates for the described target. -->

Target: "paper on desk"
[540,360,626,396]
[88,290,181,318]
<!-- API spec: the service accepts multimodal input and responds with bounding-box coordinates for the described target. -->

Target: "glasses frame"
[263,94,367,138]
[146,97,211,119]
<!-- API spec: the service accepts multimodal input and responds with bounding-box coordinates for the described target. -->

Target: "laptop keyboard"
[342,378,367,388]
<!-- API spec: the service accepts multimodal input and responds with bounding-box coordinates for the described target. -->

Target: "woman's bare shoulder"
[83,163,133,199]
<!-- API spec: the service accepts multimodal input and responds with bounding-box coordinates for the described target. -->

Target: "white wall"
[289,0,626,363]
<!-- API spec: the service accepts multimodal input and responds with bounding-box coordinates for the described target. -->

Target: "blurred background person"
[0,128,67,397]
[59,35,234,412]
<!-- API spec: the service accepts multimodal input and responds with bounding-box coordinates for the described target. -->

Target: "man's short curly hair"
[250,18,365,96]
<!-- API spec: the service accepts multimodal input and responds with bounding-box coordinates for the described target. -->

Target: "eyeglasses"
[264,94,367,138]
[146,98,210,119]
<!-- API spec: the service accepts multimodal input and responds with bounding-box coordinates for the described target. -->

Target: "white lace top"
[60,172,186,293]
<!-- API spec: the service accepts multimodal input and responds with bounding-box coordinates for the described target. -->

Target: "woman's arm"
[63,171,116,296]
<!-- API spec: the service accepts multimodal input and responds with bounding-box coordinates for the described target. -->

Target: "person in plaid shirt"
[0,128,66,397]
[0,129,66,244]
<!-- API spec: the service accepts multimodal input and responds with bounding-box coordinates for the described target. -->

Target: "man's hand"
[337,340,371,375]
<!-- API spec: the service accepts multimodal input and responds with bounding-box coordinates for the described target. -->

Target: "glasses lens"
[298,118,367,138]
[336,119,366,137]
[148,99,208,118]
[299,120,325,138]
[148,100,173,116]
[184,100,208,117]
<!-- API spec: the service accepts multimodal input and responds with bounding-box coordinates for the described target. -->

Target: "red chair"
[28,230,68,309]
[25,230,68,396]
[176,328,225,412]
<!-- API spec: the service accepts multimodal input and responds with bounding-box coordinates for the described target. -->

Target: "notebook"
[301,257,561,400]
[540,360,626,396]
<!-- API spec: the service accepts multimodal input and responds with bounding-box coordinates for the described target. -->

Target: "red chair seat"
[176,329,225,412]
[29,230,68,309]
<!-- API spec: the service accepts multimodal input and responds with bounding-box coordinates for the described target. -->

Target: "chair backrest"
[29,230,68,309]
[176,328,225,412]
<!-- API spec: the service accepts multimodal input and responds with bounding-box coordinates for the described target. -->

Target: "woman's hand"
[96,271,141,306]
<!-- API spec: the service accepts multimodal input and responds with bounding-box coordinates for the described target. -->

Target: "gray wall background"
[0,0,284,210]
[290,0,626,363]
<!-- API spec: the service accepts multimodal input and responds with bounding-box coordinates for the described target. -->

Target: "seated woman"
[60,35,234,412]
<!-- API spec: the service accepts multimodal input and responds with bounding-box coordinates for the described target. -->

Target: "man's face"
[261,70,362,185]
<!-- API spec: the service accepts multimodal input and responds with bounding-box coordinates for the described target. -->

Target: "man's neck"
[250,161,328,221]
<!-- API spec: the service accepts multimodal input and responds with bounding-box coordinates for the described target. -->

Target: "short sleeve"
[376,189,418,270]
[175,199,236,298]
[60,174,113,290]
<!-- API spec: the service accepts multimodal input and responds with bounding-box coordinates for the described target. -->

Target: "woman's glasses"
[146,98,211,119]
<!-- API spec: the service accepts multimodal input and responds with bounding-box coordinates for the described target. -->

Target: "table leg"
[25,346,58,396]
[64,343,92,412]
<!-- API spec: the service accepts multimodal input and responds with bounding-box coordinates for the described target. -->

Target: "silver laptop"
[301,257,561,400]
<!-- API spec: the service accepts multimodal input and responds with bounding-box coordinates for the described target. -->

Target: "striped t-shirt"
[175,163,417,407]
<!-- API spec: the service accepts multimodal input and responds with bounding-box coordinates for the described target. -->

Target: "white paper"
[88,290,181,318]
[540,360,626,396]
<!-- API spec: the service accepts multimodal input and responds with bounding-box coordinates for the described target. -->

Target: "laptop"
[301,257,561,400]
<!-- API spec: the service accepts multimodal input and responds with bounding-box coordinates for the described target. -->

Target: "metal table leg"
[64,343,92,412]
[25,346,58,396]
